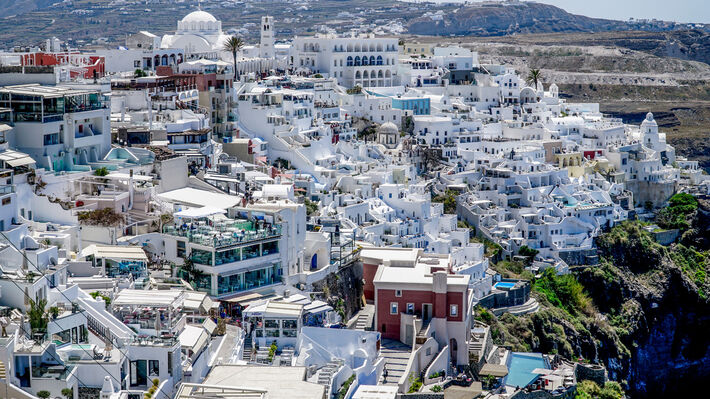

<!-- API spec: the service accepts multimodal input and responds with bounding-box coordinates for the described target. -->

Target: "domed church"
[161,10,231,58]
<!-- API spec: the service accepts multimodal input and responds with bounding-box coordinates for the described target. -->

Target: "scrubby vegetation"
[77,207,124,226]
[432,190,458,214]
[575,380,624,399]
[534,268,593,317]
[656,193,698,230]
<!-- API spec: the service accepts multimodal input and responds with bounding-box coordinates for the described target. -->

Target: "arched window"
[354,56,361,66]
[161,54,168,66]
[385,70,391,78]
[369,56,375,65]
[369,44,375,52]
[363,70,369,79]
[378,70,383,78]
[346,56,353,66]
[377,43,383,52]
[347,44,353,52]
[362,56,369,66]
[355,71,361,79]
[354,44,361,52]
[376,55,383,65]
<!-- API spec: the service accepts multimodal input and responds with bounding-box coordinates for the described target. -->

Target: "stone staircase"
[0,360,6,380]
[379,339,411,386]
[491,298,539,317]
[355,313,370,330]
[415,319,431,346]
[242,334,253,362]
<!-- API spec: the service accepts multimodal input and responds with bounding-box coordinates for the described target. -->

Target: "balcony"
[164,220,281,249]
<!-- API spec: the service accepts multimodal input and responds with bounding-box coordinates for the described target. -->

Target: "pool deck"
[503,352,550,388]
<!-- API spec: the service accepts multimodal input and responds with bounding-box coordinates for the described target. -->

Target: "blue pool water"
[504,352,548,388]
[495,282,516,289]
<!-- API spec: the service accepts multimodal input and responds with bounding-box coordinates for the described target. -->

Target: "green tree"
[93,167,109,176]
[37,391,51,399]
[222,36,245,80]
[62,387,74,399]
[28,298,48,334]
[526,68,543,89]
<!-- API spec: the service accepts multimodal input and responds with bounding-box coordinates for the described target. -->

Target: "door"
[422,304,432,321]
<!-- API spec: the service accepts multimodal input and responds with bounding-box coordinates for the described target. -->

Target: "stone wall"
[558,248,600,266]
[575,363,608,387]
[312,261,364,322]
[652,229,679,246]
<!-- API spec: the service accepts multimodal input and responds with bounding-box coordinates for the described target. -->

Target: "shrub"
[336,374,356,399]
[431,385,442,392]
[37,392,51,399]
[407,373,423,393]
[93,167,109,176]
[78,207,124,227]
[61,388,73,399]
[576,380,625,399]
[656,193,699,230]
[152,378,160,387]
[533,268,592,316]
[432,190,458,214]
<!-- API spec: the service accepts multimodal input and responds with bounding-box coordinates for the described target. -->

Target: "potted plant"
[49,306,61,319]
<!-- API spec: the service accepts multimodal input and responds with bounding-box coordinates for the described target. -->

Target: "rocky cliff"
[489,203,710,397]
[408,2,629,37]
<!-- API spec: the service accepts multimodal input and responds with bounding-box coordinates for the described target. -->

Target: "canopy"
[479,363,509,378]
[0,149,35,167]
[175,206,226,219]
[80,244,148,261]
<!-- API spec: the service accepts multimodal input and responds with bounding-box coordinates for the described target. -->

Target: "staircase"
[415,319,431,346]
[354,313,370,330]
[0,360,6,380]
[242,334,253,362]
[379,339,411,386]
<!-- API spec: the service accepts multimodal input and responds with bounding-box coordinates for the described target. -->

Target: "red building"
[367,248,473,365]
[21,52,105,80]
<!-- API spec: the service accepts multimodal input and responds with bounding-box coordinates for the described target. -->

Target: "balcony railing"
[163,222,281,248]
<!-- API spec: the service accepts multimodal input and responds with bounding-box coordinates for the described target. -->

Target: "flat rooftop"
[113,289,185,307]
[0,83,98,97]
[203,365,325,399]
[374,260,470,287]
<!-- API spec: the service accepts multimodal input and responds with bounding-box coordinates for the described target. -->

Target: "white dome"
[181,10,217,23]
[378,122,398,134]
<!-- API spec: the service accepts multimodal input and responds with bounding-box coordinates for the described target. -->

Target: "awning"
[479,363,509,377]
[174,206,226,218]
[6,157,36,167]
[0,149,35,167]
[225,292,264,305]
[304,300,332,314]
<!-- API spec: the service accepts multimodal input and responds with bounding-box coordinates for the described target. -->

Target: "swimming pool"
[495,282,516,290]
[504,352,548,388]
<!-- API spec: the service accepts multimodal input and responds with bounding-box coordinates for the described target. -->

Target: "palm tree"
[222,36,245,81]
[526,68,542,90]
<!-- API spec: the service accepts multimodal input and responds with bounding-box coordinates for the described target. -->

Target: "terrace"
[163,212,281,250]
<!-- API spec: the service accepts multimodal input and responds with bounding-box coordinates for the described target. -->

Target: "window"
[390,302,398,315]
[2,197,10,206]
[450,304,458,317]
[395,290,402,297]
[406,303,414,314]
[148,360,160,377]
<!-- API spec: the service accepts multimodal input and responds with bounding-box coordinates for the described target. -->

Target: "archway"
[449,338,458,366]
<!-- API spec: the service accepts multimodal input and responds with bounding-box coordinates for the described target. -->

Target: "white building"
[290,34,400,88]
